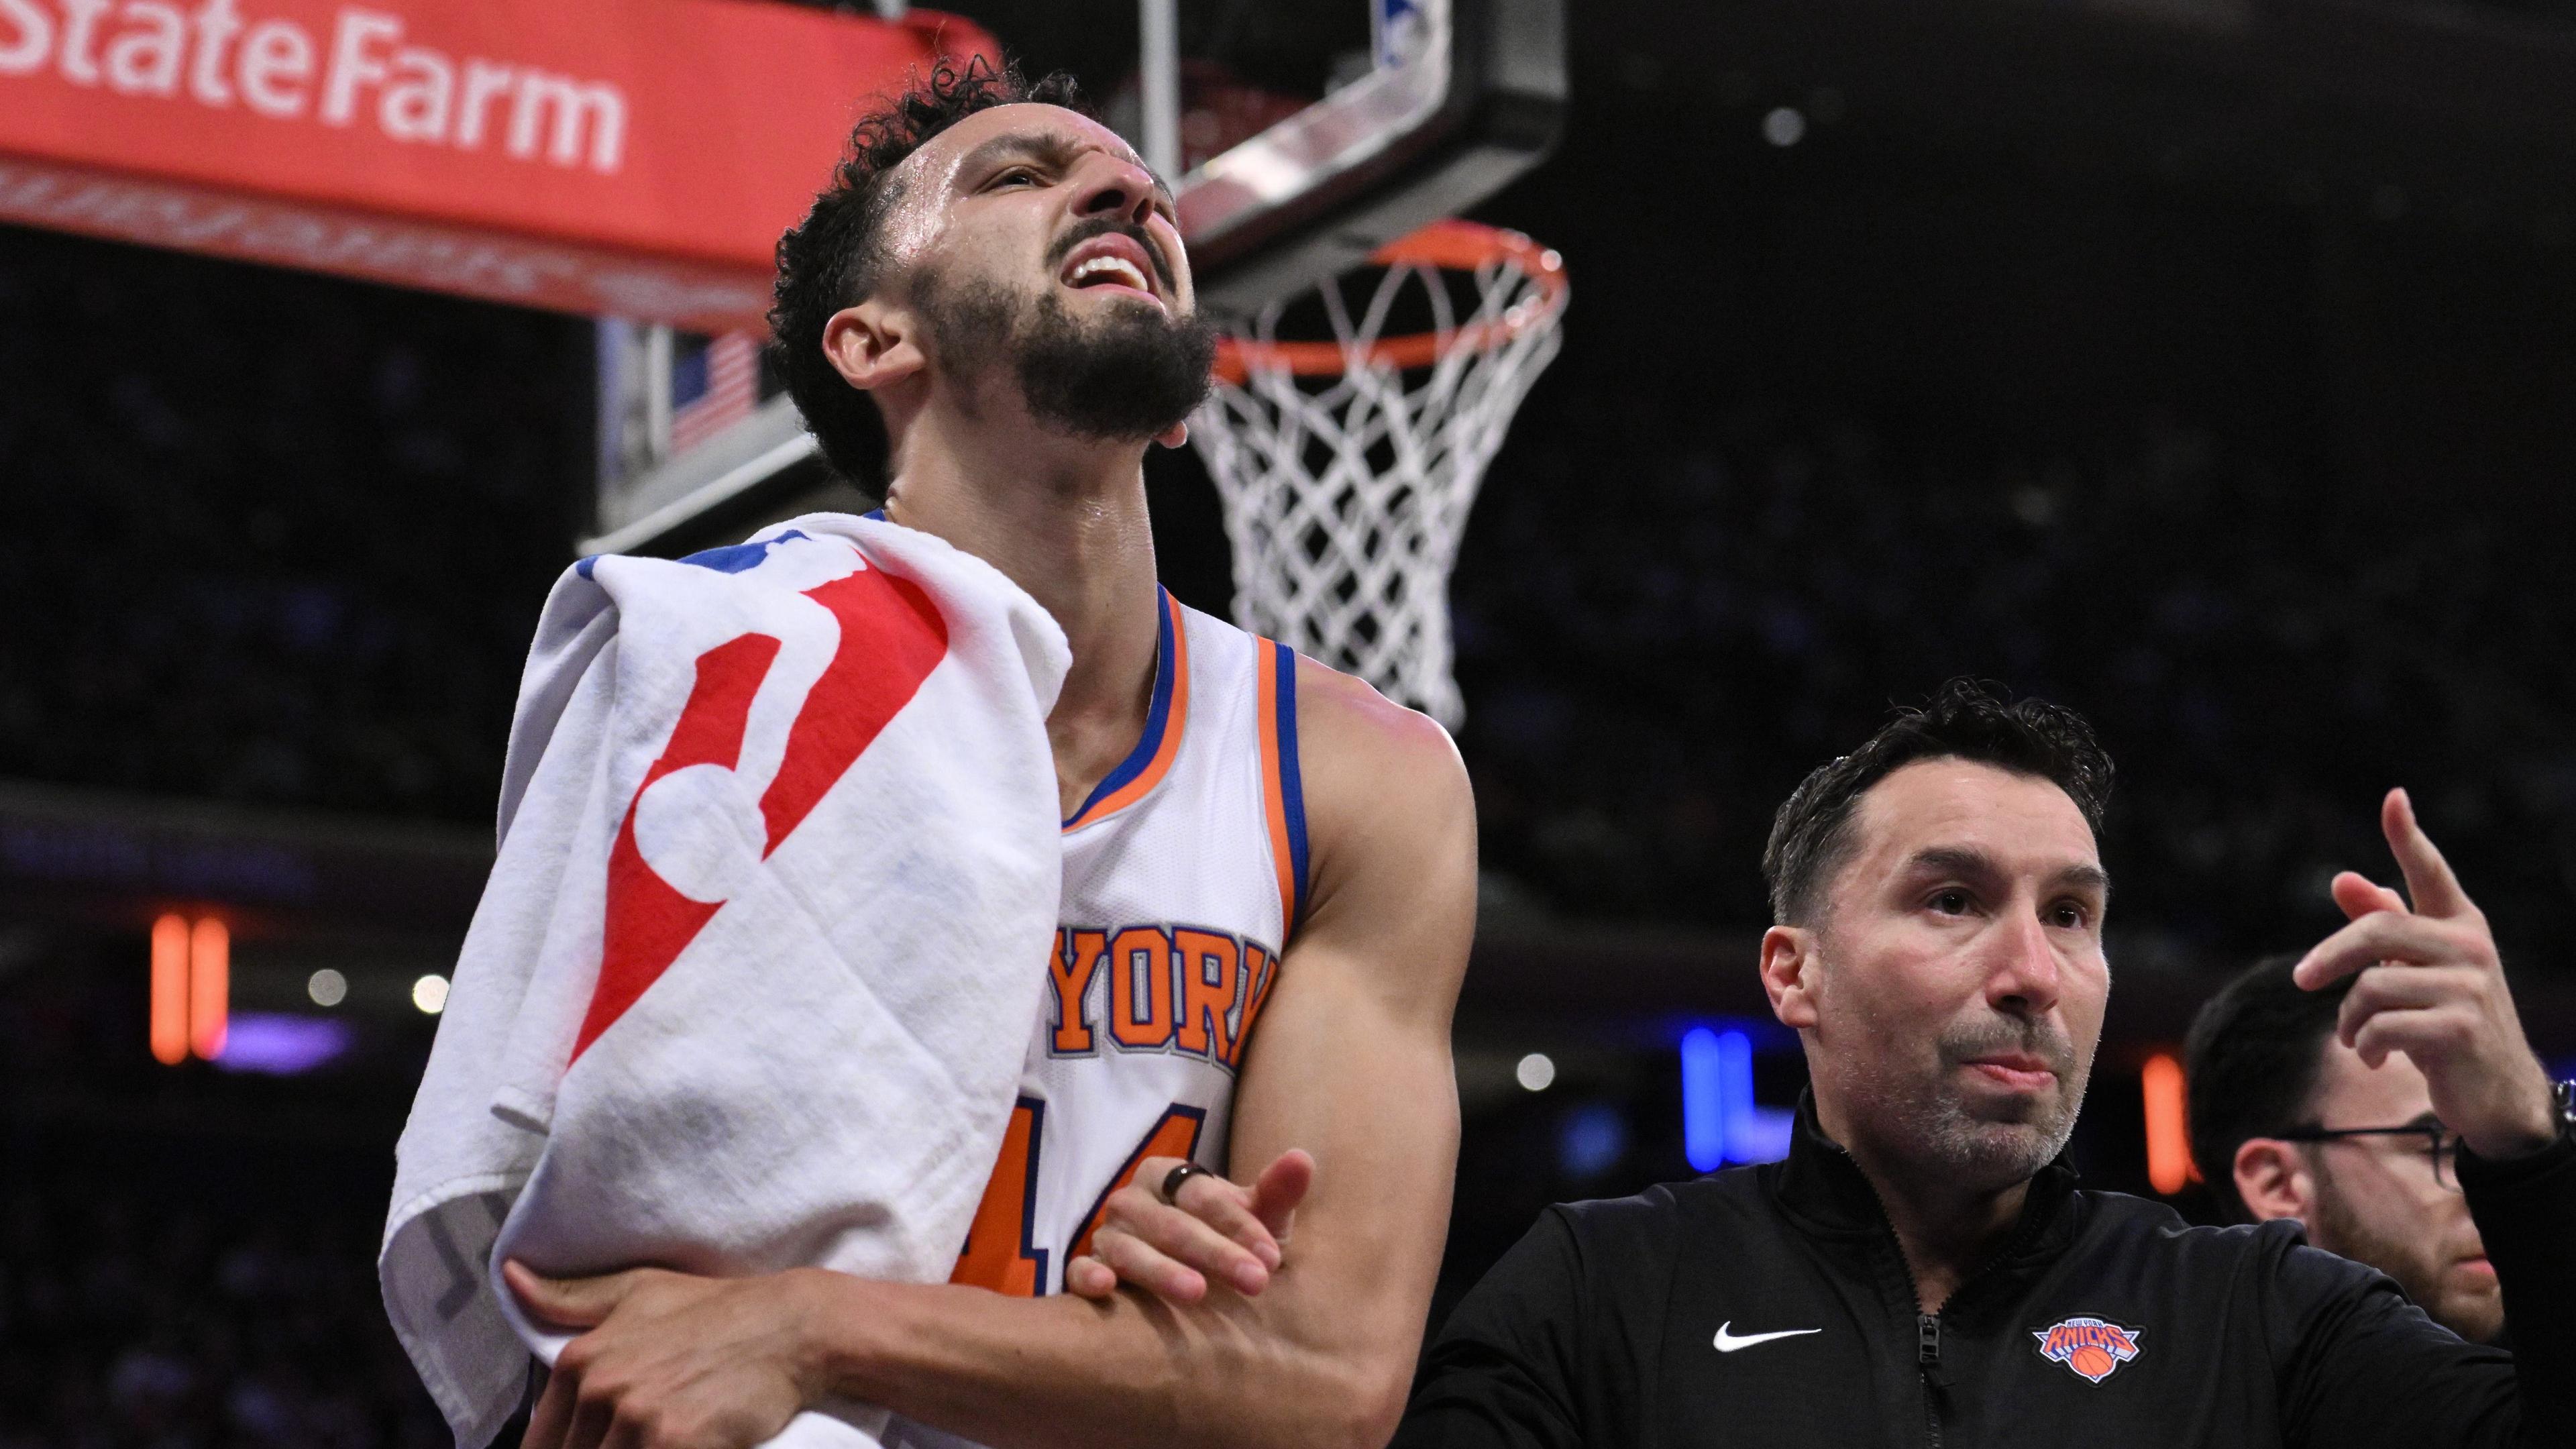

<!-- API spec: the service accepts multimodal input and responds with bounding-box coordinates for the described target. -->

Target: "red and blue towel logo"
[575,535,948,1059]
[2034,1316,2143,1385]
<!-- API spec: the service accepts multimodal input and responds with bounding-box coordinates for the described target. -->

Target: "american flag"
[669,331,762,454]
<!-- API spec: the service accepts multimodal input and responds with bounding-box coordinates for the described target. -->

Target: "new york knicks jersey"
[945,586,1307,1301]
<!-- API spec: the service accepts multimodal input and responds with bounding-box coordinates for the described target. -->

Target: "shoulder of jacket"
[2076,1189,2322,1273]
[1552,1173,1765,1252]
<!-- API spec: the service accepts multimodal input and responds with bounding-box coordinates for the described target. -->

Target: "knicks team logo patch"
[2033,1316,2143,1384]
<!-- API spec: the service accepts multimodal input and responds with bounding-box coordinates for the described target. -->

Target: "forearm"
[2460,1124,2576,1441]
[820,682,1474,1449]
[810,1273,1403,1449]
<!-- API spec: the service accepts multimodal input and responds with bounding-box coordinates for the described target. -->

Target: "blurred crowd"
[0,940,441,1449]
[0,1175,445,1449]
[1444,104,2576,967]
[1454,398,2576,962]
[0,226,580,824]
[11,213,2576,970]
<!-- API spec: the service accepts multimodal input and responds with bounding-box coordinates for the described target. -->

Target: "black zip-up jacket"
[1396,1096,2576,1447]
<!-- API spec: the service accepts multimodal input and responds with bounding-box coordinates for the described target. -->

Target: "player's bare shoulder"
[1289,655,1477,950]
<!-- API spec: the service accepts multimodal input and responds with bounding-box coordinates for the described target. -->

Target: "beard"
[910,249,1217,443]
[2310,1158,2505,1344]
[1837,1008,2092,1193]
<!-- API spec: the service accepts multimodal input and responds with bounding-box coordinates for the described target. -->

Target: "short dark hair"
[2184,954,2355,1221]
[1760,678,2114,926]
[769,56,1086,486]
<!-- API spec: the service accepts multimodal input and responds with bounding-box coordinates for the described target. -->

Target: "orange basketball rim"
[1211,219,1570,384]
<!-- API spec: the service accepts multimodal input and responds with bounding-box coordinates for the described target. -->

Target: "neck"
[1818,1096,2031,1316]
[879,396,1164,814]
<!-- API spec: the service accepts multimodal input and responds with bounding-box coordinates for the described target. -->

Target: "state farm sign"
[2,2,632,170]
[0,0,997,329]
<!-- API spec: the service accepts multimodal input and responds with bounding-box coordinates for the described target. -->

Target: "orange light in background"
[189,918,229,1062]
[149,914,189,1065]
[2143,1051,2191,1195]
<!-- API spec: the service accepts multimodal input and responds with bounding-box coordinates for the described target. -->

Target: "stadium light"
[2142,1052,2192,1194]
[189,918,229,1061]
[1682,1024,1796,1171]
[150,913,231,1064]
[1681,1027,1725,1171]
[1515,1052,1556,1091]
[149,914,189,1065]
[413,974,451,1014]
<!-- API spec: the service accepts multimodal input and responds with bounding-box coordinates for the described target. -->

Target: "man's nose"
[1987,908,2063,1015]
[1069,151,1161,229]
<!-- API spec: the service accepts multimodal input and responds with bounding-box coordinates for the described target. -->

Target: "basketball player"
[500,59,1479,1449]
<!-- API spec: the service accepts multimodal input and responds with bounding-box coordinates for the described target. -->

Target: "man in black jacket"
[1396,679,2573,1447]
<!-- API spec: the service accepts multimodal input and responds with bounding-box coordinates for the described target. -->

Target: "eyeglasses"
[2274,1124,2463,1191]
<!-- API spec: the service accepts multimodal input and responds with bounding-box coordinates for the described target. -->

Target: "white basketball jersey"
[945,587,1308,1301]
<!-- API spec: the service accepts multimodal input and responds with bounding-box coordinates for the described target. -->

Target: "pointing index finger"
[2383,788,2473,920]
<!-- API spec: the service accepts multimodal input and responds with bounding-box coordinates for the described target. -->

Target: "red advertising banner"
[0,0,1000,329]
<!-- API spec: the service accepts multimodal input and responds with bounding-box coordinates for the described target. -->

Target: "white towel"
[380,515,1068,1449]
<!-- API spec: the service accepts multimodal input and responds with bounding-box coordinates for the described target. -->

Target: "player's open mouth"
[1059,233,1163,309]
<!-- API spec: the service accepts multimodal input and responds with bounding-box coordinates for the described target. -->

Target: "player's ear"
[823,299,928,393]
[1760,924,1821,1030]
[2233,1138,2314,1224]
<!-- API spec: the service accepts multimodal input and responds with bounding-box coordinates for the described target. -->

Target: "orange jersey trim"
[1063,589,1192,832]
[1254,639,1310,934]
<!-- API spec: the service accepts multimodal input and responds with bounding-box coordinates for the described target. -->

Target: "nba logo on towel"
[577,538,949,1059]
[2034,1316,2142,1384]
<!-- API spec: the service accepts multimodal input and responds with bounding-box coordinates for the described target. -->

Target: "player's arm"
[511,661,1479,1449]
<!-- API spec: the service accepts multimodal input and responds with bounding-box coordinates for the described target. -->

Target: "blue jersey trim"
[1062,588,1179,828]
[1273,641,1310,923]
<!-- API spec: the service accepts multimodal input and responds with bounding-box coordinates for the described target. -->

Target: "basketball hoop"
[1191,219,1568,729]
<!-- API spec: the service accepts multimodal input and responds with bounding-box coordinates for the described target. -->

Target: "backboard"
[583,0,1564,558]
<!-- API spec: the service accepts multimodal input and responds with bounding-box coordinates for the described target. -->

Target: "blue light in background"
[1682,1023,1796,1171]
[1682,1027,1726,1171]
[1720,1028,1796,1163]
[1558,1104,1629,1180]
[214,1013,354,1075]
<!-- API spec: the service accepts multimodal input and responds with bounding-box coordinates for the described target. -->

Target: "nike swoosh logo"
[1713,1322,1823,1353]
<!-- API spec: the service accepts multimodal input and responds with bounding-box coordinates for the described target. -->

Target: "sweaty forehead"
[899,103,1146,189]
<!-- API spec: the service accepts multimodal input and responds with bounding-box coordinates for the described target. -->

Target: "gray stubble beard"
[1833,1013,2093,1197]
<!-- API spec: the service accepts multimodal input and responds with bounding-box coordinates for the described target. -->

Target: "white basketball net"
[1190,231,1565,729]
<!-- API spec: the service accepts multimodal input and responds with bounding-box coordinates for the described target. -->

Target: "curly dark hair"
[1760,678,2115,925]
[769,56,1086,486]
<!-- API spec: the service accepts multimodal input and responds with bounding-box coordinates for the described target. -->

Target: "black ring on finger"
[1159,1161,1214,1206]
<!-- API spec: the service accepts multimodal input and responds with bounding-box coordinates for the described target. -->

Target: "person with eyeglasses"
[2188,935,2525,1344]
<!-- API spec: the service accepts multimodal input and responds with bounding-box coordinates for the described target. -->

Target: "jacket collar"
[1768,1087,2082,1260]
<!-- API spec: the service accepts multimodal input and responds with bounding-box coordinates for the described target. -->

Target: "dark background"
[11,0,2576,1444]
